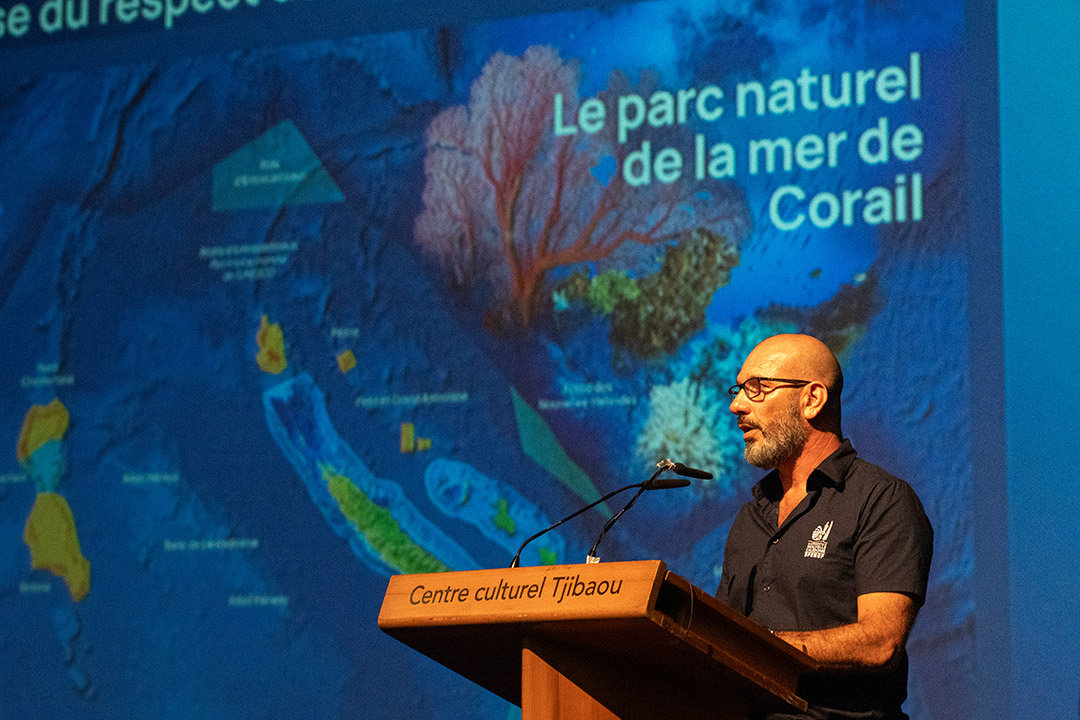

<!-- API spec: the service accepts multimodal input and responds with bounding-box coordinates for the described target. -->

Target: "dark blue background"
[0,0,1076,718]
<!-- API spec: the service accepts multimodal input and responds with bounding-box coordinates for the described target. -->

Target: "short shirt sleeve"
[853,477,934,603]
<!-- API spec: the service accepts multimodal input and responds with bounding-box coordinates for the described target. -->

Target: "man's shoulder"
[838,456,931,529]
[825,441,914,494]
[844,454,907,488]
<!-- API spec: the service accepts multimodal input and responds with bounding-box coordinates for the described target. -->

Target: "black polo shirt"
[717,440,933,720]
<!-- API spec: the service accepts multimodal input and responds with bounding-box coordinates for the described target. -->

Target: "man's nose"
[729,391,748,415]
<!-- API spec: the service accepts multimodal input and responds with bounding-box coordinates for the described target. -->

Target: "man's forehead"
[737,348,792,381]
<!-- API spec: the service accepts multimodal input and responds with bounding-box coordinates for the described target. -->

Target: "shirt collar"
[750,438,857,503]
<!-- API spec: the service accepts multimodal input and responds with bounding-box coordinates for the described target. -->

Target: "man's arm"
[773,592,919,672]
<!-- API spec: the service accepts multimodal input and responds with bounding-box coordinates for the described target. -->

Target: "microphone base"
[585,555,600,564]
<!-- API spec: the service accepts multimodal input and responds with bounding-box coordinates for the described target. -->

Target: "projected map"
[0,1,972,718]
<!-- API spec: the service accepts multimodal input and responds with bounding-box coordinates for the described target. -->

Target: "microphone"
[508,459,692,568]
[671,462,713,480]
[584,459,694,563]
[643,475,692,490]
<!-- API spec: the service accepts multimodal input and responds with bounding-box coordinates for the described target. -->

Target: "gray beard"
[744,399,810,469]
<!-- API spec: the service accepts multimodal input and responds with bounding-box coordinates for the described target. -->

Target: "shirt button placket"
[760,533,779,597]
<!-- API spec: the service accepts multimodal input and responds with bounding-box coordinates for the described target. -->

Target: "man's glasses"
[727,377,811,401]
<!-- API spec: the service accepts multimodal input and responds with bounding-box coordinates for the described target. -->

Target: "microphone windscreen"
[673,463,713,480]
[646,476,692,490]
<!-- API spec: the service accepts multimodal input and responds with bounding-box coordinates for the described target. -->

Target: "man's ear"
[802,382,828,420]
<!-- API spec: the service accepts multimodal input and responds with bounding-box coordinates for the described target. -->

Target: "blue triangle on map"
[213,120,345,211]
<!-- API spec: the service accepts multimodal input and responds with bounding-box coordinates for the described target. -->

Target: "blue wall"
[1000,0,1080,716]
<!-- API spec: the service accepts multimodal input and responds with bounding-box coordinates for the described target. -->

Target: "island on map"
[322,464,451,574]
[16,398,90,601]
[336,349,357,373]
[23,492,91,602]
[263,374,479,576]
[16,397,69,491]
[256,315,288,374]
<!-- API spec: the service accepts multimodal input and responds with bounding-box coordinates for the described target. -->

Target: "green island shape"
[491,498,516,536]
[321,464,449,575]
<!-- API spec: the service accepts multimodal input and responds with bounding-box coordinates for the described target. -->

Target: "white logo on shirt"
[804,520,834,558]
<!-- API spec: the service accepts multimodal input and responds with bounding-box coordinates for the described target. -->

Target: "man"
[718,334,933,720]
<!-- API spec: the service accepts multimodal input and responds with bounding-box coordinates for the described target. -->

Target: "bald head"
[741,334,844,432]
[744,334,842,388]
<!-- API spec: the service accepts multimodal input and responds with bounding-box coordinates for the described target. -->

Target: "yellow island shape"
[16,398,69,464]
[336,349,357,374]
[23,492,91,602]
[255,315,288,374]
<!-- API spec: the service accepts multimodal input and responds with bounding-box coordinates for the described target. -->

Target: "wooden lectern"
[378,560,817,719]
